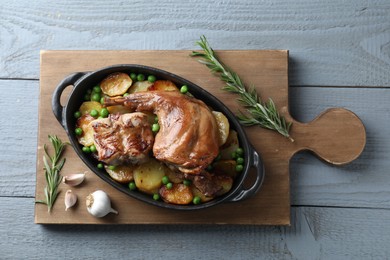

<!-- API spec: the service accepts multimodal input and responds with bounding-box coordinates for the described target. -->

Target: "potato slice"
[128,80,153,94]
[148,80,178,92]
[191,186,214,203]
[79,101,103,116]
[76,114,96,147]
[133,159,166,194]
[212,111,230,146]
[160,184,193,205]
[212,160,238,179]
[214,175,234,196]
[100,72,133,96]
[106,105,133,115]
[104,165,135,184]
[164,167,184,184]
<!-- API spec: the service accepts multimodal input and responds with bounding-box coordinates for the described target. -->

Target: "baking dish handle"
[227,147,264,202]
[52,72,87,128]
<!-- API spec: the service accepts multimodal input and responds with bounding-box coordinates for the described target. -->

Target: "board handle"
[52,72,87,128]
[228,147,264,202]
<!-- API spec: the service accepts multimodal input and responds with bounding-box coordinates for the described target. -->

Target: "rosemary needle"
[191,35,294,142]
[36,135,69,212]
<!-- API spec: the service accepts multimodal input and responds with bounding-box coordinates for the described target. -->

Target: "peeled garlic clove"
[65,190,77,211]
[86,190,118,218]
[63,172,86,186]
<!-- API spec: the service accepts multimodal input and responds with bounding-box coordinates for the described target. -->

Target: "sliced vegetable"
[100,72,133,96]
[212,111,230,146]
[148,80,178,92]
[219,130,239,160]
[128,80,153,93]
[76,114,96,147]
[159,183,193,205]
[133,159,166,194]
[79,101,103,116]
[105,165,135,184]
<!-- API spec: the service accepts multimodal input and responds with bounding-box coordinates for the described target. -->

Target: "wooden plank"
[35,50,292,225]
[2,197,390,259]
[1,0,390,87]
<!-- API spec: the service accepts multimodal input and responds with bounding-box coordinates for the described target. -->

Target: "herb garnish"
[191,35,293,142]
[36,135,68,212]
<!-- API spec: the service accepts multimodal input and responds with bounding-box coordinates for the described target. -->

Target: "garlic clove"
[63,172,86,186]
[86,190,118,218]
[65,190,77,211]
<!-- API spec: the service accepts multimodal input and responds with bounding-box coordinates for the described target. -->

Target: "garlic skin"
[86,190,118,218]
[65,190,77,211]
[63,172,86,186]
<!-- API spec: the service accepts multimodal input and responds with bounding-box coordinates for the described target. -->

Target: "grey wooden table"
[1,0,390,259]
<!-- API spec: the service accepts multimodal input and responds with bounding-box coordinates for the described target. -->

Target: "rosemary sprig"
[191,35,293,142]
[36,135,68,212]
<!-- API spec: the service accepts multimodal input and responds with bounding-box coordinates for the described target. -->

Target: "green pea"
[183,179,191,186]
[130,73,137,81]
[90,145,97,153]
[82,146,91,153]
[152,123,160,133]
[162,176,169,185]
[100,108,109,118]
[100,97,105,104]
[153,193,160,200]
[166,182,173,190]
[180,85,188,94]
[193,196,201,205]
[108,165,116,170]
[147,75,156,83]
[235,164,244,172]
[90,109,99,118]
[129,181,137,191]
[154,116,159,123]
[123,93,129,97]
[137,74,145,81]
[231,151,238,159]
[74,111,81,119]
[93,86,101,93]
[75,127,83,136]
[97,163,104,169]
[91,92,101,102]
[236,147,244,156]
[236,157,244,165]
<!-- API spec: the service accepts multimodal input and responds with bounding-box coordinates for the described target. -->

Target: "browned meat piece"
[92,112,154,165]
[104,91,220,174]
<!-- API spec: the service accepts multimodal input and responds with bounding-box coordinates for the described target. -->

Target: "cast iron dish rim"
[52,64,264,210]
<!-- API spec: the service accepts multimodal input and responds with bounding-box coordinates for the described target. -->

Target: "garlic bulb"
[86,190,118,218]
[63,172,86,186]
[65,190,77,211]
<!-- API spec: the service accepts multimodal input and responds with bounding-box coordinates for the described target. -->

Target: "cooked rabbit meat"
[92,112,154,165]
[104,91,220,174]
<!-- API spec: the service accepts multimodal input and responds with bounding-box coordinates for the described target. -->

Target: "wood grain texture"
[35,50,292,225]
[1,0,389,86]
[3,197,390,259]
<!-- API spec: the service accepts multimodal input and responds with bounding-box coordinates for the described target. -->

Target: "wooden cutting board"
[35,50,366,225]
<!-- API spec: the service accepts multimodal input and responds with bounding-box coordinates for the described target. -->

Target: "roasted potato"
[164,167,184,184]
[76,114,96,147]
[100,72,132,96]
[106,105,133,115]
[79,101,103,116]
[160,183,193,205]
[191,186,214,203]
[128,80,153,94]
[212,111,230,146]
[214,175,234,196]
[220,130,239,160]
[148,80,178,92]
[133,159,166,194]
[105,165,135,184]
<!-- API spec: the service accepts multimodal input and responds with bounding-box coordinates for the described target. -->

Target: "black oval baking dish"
[52,64,264,210]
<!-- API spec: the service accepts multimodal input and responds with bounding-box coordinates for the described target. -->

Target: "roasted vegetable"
[76,114,96,147]
[79,101,103,116]
[133,159,166,194]
[220,130,239,160]
[160,183,193,204]
[148,80,178,92]
[100,72,133,96]
[212,111,230,146]
[191,186,213,203]
[212,160,238,178]
[128,80,153,93]
[105,165,135,184]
